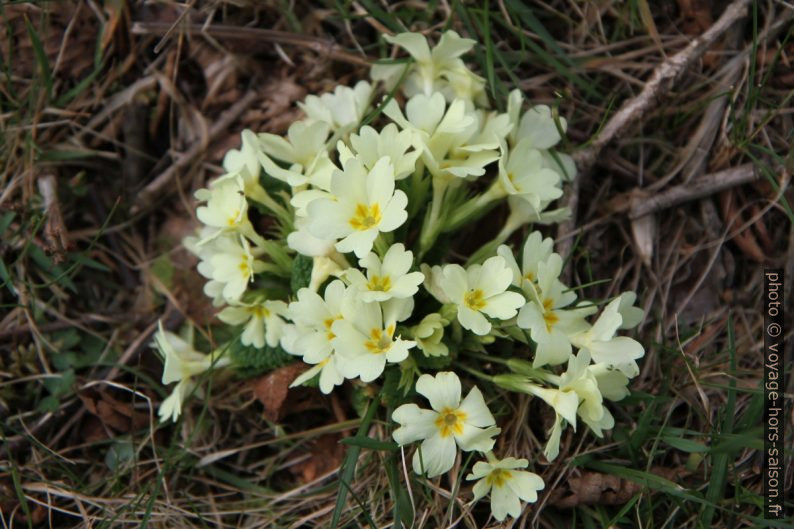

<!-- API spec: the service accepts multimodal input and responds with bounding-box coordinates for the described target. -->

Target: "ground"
[1,1,791,528]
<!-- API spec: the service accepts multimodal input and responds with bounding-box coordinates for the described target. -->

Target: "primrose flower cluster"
[152,30,645,522]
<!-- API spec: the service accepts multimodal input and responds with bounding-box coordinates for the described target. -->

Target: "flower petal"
[392,404,439,445]
[454,425,500,452]
[415,371,461,412]
[457,386,495,428]
[490,482,521,521]
[506,471,544,503]
[457,305,491,335]
[412,433,457,477]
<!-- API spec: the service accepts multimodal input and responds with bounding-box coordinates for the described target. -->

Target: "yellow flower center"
[485,468,513,488]
[364,324,395,354]
[542,298,558,330]
[366,274,392,292]
[324,316,340,340]
[508,170,525,192]
[463,289,486,311]
[524,271,534,281]
[239,259,250,276]
[434,407,467,438]
[349,203,382,231]
[252,305,271,318]
[227,209,240,226]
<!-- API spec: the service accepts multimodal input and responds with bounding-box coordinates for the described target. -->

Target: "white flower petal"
[458,305,491,335]
[454,425,500,452]
[392,404,439,445]
[507,471,544,503]
[490,482,521,521]
[481,291,525,319]
[457,386,495,428]
[413,433,457,477]
[415,371,461,412]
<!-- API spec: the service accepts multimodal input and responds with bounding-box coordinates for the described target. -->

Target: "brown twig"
[606,163,760,219]
[556,0,752,266]
[571,0,752,177]
[130,22,372,67]
[131,89,258,213]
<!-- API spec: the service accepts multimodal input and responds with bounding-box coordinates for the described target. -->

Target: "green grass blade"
[700,313,737,526]
[330,398,379,529]
[481,1,496,100]
[24,15,52,102]
[385,453,414,528]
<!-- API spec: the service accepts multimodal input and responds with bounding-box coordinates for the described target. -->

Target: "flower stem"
[251,188,292,228]
[457,363,494,383]
[464,350,510,365]
[444,181,505,233]
[418,176,449,257]
[464,204,529,266]
[373,234,389,257]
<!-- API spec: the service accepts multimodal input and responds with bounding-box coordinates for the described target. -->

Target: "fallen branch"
[606,163,760,218]
[572,0,751,176]
[556,0,752,268]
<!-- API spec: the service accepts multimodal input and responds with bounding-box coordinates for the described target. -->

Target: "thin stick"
[605,163,760,218]
[131,90,257,213]
[572,0,752,176]
[556,0,752,267]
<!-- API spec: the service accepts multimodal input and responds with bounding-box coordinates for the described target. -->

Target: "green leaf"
[150,254,174,289]
[37,395,60,413]
[0,211,15,234]
[385,454,414,528]
[42,369,75,399]
[660,435,708,453]
[414,350,453,370]
[105,440,135,472]
[71,253,111,272]
[228,339,294,378]
[290,253,313,294]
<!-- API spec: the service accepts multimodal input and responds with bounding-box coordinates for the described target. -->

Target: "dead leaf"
[37,171,71,263]
[291,433,345,483]
[678,0,712,35]
[631,215,656,267]
[749,203,774,253]
[191,41,241,109]
[684,314,728,356]
[81,414,108,443]
[253,363,316,422]
[637,0,663,54]
[549,467,688,508]
[719,189,766,262]
[78,388,149,437]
